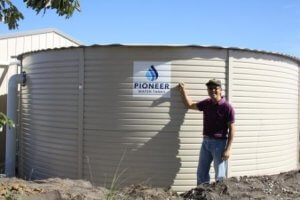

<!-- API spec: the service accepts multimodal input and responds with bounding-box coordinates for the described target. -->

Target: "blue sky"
[1,0,300,57]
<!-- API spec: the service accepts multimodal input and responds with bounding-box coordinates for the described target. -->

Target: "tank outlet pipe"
[5,71,26,177]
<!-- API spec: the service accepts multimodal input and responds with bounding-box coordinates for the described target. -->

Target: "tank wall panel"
[83,47,227,192]
[229,50,299,177]
[20,50,80,179]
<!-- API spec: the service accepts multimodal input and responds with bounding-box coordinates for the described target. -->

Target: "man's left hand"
[222,149,231,160]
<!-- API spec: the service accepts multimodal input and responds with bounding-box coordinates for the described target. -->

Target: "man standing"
[177,79,235,185]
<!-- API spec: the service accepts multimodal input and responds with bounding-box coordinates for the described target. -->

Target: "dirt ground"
[0,170,299,200]
[182,170,300,200]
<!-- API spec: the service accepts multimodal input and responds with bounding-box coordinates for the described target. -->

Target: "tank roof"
[18,43,300,64]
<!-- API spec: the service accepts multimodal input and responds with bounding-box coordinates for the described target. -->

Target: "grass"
[105,149,128,200]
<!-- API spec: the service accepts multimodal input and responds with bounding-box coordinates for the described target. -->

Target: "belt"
[203,135,226,140]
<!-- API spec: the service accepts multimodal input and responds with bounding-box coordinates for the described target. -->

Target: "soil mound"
[0,170,299,199]
[181,170,300,200]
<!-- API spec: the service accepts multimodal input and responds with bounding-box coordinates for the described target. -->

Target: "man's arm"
[222,122,235,160]
[177,82,198,110]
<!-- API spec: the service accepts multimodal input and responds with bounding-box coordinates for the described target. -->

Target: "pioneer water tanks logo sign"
[133,61,171,98]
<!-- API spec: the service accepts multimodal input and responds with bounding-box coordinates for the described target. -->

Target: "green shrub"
[0,112,15,130]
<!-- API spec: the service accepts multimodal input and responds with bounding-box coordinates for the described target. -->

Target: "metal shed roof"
[0,28,82,45]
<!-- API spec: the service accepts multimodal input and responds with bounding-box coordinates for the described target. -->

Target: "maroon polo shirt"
[196,97,235,139]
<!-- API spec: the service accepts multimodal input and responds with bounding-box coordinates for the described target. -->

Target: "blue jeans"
[197,138,227,185]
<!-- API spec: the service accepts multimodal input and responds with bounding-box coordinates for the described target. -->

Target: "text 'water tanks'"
[18,45,299,192]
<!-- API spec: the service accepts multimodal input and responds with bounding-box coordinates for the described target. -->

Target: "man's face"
[207,85,222,99]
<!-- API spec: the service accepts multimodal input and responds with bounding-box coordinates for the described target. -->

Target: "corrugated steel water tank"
[18,45,300,193]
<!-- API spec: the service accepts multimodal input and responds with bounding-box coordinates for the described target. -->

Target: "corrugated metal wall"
[83,47,227,192]
[19,46,299,193]
[20,49,81,179]
[229,50,299,177]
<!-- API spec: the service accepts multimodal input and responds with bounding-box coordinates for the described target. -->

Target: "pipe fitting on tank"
[8,59,21,67]
[21,71,26,86]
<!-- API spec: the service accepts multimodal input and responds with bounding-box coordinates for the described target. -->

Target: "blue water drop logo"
[146,65,159,81]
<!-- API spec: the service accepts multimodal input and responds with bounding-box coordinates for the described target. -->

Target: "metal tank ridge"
[18,45,300,192]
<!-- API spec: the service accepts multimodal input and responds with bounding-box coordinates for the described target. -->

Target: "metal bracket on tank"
[21,71,26,86]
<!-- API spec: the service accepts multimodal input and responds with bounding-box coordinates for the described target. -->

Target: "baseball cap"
[206,79,222,87]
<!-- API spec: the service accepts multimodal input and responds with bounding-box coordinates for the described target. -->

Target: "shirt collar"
[218,97,226,105]
[209,96,225,105]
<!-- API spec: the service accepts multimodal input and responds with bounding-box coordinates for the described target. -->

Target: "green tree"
[0,0,80,30]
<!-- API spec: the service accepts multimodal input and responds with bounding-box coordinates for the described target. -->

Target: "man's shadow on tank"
[124,87,188,187]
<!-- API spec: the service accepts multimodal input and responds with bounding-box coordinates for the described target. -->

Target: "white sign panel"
[133,61,171,98]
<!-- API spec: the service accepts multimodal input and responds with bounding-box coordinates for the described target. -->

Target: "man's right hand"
[177,82,185,91]
[177,82,198,110]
